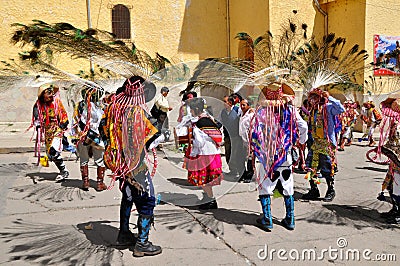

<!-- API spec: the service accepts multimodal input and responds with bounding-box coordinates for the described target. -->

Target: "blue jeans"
[120,171,156,216]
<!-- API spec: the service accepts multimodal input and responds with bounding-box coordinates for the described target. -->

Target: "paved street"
[0,135,398,265]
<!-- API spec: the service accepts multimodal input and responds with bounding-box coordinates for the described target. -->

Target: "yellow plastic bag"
[40,155,49,167]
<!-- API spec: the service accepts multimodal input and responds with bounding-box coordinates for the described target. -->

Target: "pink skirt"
[184,154,223,186]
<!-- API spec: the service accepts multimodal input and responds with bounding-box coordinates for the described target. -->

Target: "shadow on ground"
[158,191,200,207]
[11,182,95,203]
[155,203,264,237]
[298,200,400,230]
[355,166,387,173]
[0,163,37,177]
[167,178,201,190]
[0,219,123,265]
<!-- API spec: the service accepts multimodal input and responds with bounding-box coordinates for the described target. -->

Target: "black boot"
[386,198,400,224]
[54,159,69,182]
[302,179,320,200]
[199,198,218,210]
[380,192,399,218]
[117,230,137,247]
[117,199,135,246]
[243,159,254,183]
[133,214,162,257]
[386,207,400,224]
[323,179,336,202]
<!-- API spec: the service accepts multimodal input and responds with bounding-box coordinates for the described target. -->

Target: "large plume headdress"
[176,13,308,97]
[294,33,369,95]
[10,20,170,79]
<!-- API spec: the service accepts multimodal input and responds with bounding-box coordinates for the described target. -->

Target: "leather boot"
[96,166,107,191]
[281,195,295,230]
[338,139,345,151]
[256,195,273,230]
[133,214,162,257]
[81,165,89,191]
[302,179,320,200]
[368,136,376,147]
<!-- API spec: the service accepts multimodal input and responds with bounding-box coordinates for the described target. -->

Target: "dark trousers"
[119,171,156,232]
[305,149,334,182]
[229,136,246,174]
[224,136,231,164]
[157,112,168,131]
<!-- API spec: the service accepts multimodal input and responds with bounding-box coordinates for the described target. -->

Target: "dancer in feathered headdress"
[302,88,345,201]
[293,32,367,202]
[100,75,162,256]
[251,81,308,231]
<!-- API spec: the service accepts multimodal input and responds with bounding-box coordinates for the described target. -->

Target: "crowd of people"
[30,74,400,258]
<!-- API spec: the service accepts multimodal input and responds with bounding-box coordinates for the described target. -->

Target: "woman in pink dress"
[177,97,224,209]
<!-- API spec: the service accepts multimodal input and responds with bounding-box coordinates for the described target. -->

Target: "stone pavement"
[0,127,399,265]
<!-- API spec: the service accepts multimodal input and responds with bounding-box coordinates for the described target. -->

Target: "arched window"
[112,4,131,39]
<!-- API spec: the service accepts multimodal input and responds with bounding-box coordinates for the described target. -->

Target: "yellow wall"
[2,0,400,123]
[268,0,318,40]
[229,0,269,57]
[0,0,228,70]
[0,0,90,73]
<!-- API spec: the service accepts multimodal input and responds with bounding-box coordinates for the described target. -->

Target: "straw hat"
[37,83,59,98]
[344,99,357,108]
[363,100,375,108]
[380,93,400,115]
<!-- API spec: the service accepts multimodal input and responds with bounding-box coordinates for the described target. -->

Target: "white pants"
[256,154,294,196]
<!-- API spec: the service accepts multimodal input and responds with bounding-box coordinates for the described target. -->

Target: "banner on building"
[374,35,400,75]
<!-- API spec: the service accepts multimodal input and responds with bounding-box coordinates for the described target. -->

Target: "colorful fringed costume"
[303,89,345,201]
[72,88,106,191]
[360,101,382,146]
[251,82,308,231]
[338,100,359,151]
[377,95,400,224]
[31,83,69,181]
[100,76,162,256]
